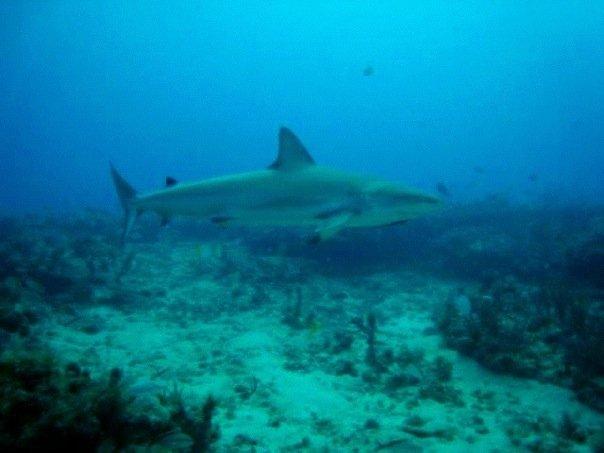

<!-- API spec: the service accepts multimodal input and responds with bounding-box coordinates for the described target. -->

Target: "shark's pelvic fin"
[308,212,352,244]
[110,163,138,244]
[269,127,315,171]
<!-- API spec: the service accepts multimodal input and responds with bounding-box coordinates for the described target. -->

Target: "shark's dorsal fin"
[166,177,178,187]
[269,127,315,171]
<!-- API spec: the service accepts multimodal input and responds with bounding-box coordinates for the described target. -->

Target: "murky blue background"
[2,1,603,214]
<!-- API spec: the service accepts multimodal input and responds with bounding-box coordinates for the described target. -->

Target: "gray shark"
[111,127,441,242]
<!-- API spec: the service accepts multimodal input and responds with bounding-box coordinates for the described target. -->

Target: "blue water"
[2,4,604,450]
[2,1,603,214]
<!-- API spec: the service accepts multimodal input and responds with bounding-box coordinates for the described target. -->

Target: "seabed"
[0,202,603,452]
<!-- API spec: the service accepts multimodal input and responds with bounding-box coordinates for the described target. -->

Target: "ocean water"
[1,2,603,451]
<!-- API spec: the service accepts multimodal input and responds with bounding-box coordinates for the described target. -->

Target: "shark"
[111,127,441,243]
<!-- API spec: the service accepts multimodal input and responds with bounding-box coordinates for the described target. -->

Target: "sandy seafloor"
[22,233,602,453]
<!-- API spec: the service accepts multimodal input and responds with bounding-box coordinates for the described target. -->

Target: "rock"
[404,415,425,428]
[401,420,456,441]
[233,433,258,447]
[419,382,465,407]
[0,277,21,302]
[0,309,29,335]
[566,235,604,288]
[364,419,380,430]
[385,372,421,391]
[375,438,423,452]
[334,360,357,377]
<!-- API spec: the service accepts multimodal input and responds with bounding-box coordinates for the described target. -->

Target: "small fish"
[528,173,539,182]
[473,166,485,174]
[436,182,450,197]
[363,65,374,76]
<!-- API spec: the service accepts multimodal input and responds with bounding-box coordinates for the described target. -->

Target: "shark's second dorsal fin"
[269,127,315,171]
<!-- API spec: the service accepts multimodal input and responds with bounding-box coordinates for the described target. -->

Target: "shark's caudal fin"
[269,127,315,171]
[110,164,138,243]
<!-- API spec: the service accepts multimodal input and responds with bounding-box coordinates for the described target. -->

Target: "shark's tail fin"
[110,163,138,243]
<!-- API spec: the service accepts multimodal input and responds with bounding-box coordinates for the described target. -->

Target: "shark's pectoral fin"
[160,215,171,227]
[210,215,233,226]
[308,212,352,244]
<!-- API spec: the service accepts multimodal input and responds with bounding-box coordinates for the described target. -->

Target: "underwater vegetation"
[0,197,603,450]
[0,347,219,451]
[435,278,604,412]
[0,214,221,452]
